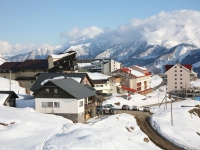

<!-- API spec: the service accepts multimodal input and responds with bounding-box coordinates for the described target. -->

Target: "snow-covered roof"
[77,63,92,67]
[87,72,110,80]
[41,76,81,86]
[190,79,200,88]
[121,68,145,77]
[0,94,8,105]
[49,52,76,59]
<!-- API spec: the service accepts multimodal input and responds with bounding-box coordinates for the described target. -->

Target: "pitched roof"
[15,76,36,80]
[31,73,94,91]
[0,62,22,73]
[165,64,192,72]
[16,59,48,69]
[0,91,19,98]
[49,78,95,99]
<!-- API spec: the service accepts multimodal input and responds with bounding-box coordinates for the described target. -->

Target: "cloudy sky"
[0,0,200,55]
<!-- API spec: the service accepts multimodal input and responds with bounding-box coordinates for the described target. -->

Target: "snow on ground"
[0,77,26,94]
[151,75,163,88]
[44,114,160,150]
[150,100,200,150]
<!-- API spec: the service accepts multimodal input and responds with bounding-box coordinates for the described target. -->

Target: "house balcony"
[85,103,95,111]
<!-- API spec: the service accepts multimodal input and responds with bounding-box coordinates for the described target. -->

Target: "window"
[47,102,53,107]
[79,101,83,107]
[180,70,182,72]
[54,89,58,94]
[180,86,182,89]
[180,82,182,84]
[31,81,33,83]
[42,102,47,107]
[180,74,182,76]
[54,102,60,108]
[175,86,177,89]
[175,70,177,72]
[175,66,177,68]
[4,76,6,78]
[175,91,177,93]
[175,82,177,84]
[175,78,177,80]
[46,89,49,93]
[180,78,182,80]
[175,74,177,76]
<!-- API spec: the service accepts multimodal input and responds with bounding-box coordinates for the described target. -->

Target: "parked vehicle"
[107,93,112,97]
[143,106,150,112]
[96,106,104,115]
[132,105,138,111]
[122,105,130,110]
[102,93,108,97]
[103,104,118,114]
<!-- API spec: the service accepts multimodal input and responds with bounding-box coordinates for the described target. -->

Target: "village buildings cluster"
[0,50,199,122]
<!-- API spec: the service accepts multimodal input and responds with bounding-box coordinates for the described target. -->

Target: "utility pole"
[169,93,173,126]
[158,88,159,104]
[9,70,11,91]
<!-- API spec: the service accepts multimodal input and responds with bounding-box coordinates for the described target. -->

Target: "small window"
[42,102,47,107]
[175,82,177,84]
[54,102,60,108]
[175,70,177,72]
[180,70,182,72]
[175,66,177,68]
[46,89,49,93]
[175,91,177,93]
[180,74,182,76]
[79,101,83,107]
[47,102,53,107]
[31,81,33,83]
[180,82,182,84]
[180,78,182,80]
[180,86,182,89]
[175,74,177,76]
[175,86,177,89]
[54,89,58,94]
[175,78,177,80]
[180,66,182,68]
[4,76,6,78]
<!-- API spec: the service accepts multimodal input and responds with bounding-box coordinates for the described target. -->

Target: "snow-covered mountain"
[1,10,200,75]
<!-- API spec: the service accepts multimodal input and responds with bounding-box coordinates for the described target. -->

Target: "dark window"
[79,101,83,107]
[175,74,177,76]
[180,82,182,84]
[180,78,182,80]
[54,102,60,108]
[175,86,177,89]
[175,70,177,72]
[180,70,182,72]
[175,91,177,93]
[42,102,47,107]
[4,76,6,78]
[54,89,58,94]
[175,66,177,68]
[180,74,182,76]
[175,82,177,84]
[175,78,177,80]
[47,102,53,107]
[46,89,49,93]
[31,81,33,83]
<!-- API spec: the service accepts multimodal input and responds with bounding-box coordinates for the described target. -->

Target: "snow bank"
[151,75,163,88]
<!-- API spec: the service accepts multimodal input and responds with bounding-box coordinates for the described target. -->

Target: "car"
[96,106,104,115]
[132,105,138,111]
[143,106,150,112]
[122,105,130,110]
[102,93,108,97]
[107,93,112,97]
[103,104,118,114]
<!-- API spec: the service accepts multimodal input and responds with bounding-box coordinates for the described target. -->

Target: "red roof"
[120,86,137,93]
[165,64,192,72]
[121,68,131,73]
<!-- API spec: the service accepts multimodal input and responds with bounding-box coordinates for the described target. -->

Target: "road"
[117,110,182,150]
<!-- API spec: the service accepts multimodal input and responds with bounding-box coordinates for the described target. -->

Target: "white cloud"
[60,26,104,41]
[0,41,53,56]
[61,10,200,47]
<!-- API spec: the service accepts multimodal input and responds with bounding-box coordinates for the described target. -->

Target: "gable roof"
[31,73,94,91]
[48,78,95,99]
[16,59,48,70]
[0,91,19,98]
[165,64,192,72]
[0,62,22,73]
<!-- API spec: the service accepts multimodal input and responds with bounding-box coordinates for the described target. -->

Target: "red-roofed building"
[112,66,152,95]
[165,63,198,96]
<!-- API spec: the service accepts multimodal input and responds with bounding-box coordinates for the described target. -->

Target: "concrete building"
[165,63,198,96]
[112,65,152,95]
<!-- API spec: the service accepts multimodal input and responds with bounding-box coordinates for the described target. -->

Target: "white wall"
[35,98,84,114]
